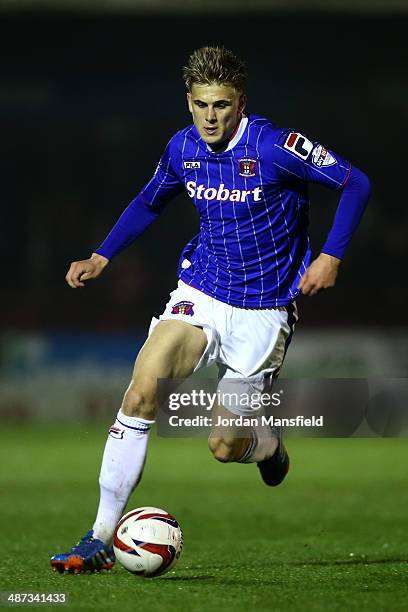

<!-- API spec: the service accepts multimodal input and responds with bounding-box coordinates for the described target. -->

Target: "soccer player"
[51,46,371,573]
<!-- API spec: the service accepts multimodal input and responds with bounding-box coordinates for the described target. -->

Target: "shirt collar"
[206,115,248,154]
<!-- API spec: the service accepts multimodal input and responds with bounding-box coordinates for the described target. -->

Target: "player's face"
[187,83,246,149]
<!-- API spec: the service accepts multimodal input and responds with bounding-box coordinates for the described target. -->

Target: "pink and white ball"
[113,507,183,577]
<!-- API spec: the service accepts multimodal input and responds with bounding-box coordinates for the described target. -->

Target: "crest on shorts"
[171,300,195,316]
[238,157,258,177]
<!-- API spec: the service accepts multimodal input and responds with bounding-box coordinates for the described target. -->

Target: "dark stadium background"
[0,7,406,422]
[3,11,406,327]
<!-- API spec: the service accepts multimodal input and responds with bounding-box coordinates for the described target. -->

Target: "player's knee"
[208,436,238,463]
[121,382,157,420]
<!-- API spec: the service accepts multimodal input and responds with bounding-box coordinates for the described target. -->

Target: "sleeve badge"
[312,145,337,167]
[283,132,313,160]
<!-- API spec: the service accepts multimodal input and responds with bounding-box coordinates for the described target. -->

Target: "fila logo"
[284,132,313,160]
[184,160,201,169]
[186,181,263,203]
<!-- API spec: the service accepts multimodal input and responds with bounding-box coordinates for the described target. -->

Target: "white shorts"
[149,281,297,415]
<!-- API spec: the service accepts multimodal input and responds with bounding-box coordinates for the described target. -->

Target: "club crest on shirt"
[171,301,195,316]
[312,144,337,167]
[238,157,258,178]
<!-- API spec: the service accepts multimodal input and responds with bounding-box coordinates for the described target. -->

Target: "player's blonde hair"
[182,46,247,93]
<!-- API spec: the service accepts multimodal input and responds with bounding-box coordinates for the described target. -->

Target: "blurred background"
[1,0,407,422]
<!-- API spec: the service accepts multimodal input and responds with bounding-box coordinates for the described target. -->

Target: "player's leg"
[207,388,288,485]
[51,320,207,573]
[207,303,297,485]
[122,319,208,419]
[208,395,278,463]
[207,403,252,462]
[92,320,207,539]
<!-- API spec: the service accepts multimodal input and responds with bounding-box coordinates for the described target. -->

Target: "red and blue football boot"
[50,530,115,574]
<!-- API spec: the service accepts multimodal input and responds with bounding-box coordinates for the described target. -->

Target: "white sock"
[239,424,278,463]
[92,410,154,544]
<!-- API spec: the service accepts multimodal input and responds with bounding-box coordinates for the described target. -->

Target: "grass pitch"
[0,425,407,611]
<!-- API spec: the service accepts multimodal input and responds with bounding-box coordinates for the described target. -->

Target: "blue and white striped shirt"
[96,114,365,308]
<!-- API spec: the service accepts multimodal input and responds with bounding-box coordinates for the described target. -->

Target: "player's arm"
[273,131,371,296]
[66,141,184,289]
[298,164,370,295]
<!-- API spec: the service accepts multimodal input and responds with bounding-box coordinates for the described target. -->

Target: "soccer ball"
[113,507,183,577]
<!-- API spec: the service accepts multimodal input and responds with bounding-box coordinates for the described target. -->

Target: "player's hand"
[65,253,109,288]
[298,253,341,296]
